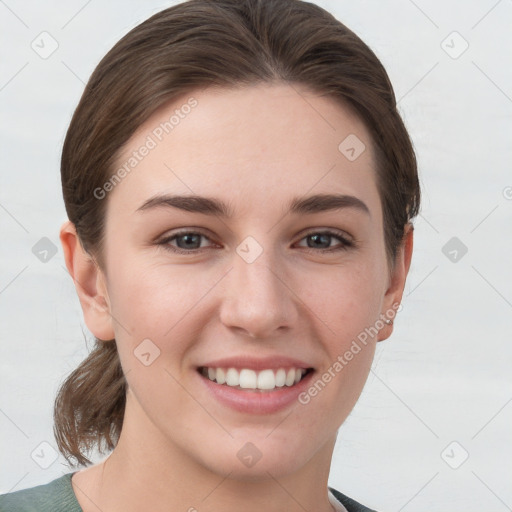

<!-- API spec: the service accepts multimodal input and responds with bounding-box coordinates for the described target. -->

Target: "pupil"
[179,234,200,249]
[309,234,330,248]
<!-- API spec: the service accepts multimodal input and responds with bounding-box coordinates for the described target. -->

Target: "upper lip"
[198,356,314,371]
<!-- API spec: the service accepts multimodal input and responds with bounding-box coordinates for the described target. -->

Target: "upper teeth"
[203,367,306,390]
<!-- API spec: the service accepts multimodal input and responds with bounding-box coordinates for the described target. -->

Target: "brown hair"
[55,0,420,466]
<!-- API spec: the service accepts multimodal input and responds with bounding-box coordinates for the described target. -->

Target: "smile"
[199,367,312,391]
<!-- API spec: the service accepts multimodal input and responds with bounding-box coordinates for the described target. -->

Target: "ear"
[59,220,115,341]
[377,223,414,342]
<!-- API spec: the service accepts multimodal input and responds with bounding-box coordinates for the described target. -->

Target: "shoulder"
[329,487,379,512]
[0,473,82,512]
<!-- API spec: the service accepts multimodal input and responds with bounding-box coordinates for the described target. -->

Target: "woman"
[0,0,419,510]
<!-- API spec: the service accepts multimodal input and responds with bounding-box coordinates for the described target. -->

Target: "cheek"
[296,268,381,424]
[298,259,386,341]
[294,258,385,404]
[107,247,387,354]
[106,261,209,410]
[106,257,224,357]
[109,262,184,328]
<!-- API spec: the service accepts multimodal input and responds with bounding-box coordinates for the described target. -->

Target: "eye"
[295,230,353,252]
[157,229,354,255]
[158,230,217,254]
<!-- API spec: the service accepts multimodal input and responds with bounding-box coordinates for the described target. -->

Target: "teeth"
[275,368,286,387]
[216,368,226,385]
[257,369,275,390]
[239,369,257,389]
[285,368,296,386]
[202,367,308,391]
[225,368,239,387]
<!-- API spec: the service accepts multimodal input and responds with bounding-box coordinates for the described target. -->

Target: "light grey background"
[1,1,511,510]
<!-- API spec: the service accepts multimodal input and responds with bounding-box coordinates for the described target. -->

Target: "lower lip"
[198,370,314,414]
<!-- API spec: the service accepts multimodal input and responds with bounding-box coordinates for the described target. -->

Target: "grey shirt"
[0,473,378,511]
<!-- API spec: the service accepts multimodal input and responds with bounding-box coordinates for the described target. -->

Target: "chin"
[191,433,318,481]
[203,455,305,482]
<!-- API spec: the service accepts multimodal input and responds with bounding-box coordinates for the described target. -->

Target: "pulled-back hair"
[55,0,420,466]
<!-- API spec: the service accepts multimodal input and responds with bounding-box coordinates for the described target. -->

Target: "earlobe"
[377,223,414,342]
[60,220,115,341]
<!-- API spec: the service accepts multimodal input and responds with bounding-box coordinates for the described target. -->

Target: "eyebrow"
[136,193,370,217]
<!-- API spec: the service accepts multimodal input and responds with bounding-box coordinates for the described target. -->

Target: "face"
[89,83,404,479]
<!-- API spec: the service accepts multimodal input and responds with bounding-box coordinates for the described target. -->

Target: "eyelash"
[157,229,354,255]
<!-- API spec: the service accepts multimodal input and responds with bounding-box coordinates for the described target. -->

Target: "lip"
[196,356,315,414]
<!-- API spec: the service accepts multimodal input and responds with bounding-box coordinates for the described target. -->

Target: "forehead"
[109,83,380,218]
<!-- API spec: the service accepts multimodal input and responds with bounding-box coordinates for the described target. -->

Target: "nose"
[219,245,298,339]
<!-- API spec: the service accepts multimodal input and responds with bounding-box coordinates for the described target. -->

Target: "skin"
[61,83,413,512]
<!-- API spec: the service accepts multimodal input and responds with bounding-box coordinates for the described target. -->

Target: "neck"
[77,390,338,512]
